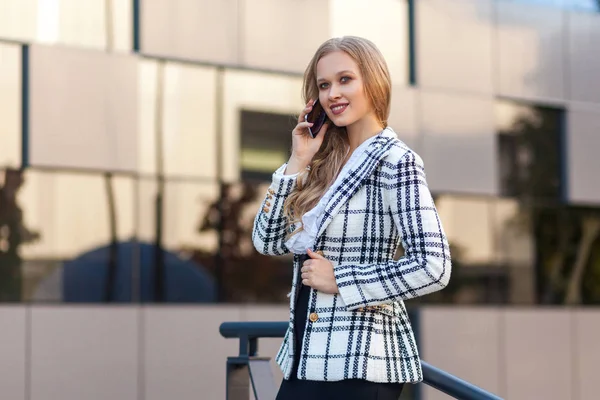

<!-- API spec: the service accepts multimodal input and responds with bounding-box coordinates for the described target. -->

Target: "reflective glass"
[137,60,219,178]
[417,0,494,94]
[239,110,294,181]
[419,91,497,195]
[5,169,135,303]
[507,0,599,12]
[0,43,21,168]
[217,180,294,303]
[29,45,138,172]
[496,2,565,100]
[425,194,535,305]
[495,100,564,200]
[329,0,409,85]
[241,0,329,73]
[567,11,600,103]
[137,178,220,303]
[221,69,303,182]
[141,0,238,64]
[0,0,37,42]
[567,108,600,204]
[37,0,132,51]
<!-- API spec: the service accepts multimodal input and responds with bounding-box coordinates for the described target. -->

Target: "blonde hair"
[283,36,392,237]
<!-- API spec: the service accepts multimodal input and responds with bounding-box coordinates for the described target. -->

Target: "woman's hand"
[286,99,330,174]
[300,249,339,294]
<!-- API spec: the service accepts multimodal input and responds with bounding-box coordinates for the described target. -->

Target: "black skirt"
[275,254,404,400]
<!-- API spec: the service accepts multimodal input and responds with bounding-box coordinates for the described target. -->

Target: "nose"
[328,84,341,101]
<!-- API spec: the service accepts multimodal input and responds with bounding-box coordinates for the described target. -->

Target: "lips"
[330,103,349,116]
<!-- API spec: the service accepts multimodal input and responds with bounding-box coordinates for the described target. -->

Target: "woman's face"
[315,51,374,129]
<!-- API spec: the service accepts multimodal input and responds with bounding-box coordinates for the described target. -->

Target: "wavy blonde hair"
[283,36,392,238]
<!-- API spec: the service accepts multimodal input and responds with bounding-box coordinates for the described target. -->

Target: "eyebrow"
[316,70,356,83]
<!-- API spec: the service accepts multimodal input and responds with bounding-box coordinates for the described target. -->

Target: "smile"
[330,104,348,115]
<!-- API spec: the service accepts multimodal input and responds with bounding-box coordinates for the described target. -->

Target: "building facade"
[1,0,600,306]
[1,1,600,400]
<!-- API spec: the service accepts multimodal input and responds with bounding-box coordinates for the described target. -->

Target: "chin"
[330,116,354,128]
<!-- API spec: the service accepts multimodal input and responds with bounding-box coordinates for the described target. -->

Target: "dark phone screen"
[305,100,328,138]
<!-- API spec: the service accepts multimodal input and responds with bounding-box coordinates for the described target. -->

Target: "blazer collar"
[315,127,398,239]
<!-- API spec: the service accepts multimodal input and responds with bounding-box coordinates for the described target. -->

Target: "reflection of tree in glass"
[498,105,562,200]
[0,169,40,302]
[193,182,293,303]
[500,108,600,305]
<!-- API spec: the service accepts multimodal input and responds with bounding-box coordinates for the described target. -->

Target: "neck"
[346,115,385,152]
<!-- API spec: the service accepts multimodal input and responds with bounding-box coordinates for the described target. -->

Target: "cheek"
[346,83,365,104]
[319,91,327,103]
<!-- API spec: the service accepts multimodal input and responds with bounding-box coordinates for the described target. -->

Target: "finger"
[297,99,314,123]
[307,248,325,259]
[302,279,310,286]
[293,121,314,134]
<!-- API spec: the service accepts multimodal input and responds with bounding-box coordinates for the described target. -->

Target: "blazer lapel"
[315,129,398,239]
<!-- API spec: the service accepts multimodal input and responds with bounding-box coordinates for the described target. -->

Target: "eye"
[318,82,329,90]
[340,76,351,83]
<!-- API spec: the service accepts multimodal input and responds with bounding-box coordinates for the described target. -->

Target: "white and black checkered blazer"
[252,127,451,383]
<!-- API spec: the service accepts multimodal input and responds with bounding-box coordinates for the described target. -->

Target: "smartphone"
[304,100,328,138]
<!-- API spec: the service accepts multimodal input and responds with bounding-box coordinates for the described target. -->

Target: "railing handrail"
[219,321,503,400]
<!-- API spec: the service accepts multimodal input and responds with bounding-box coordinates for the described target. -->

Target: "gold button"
[358,307,364,312]
[265,201,271,207]
[268,188,275,194]
[263,207,270,213]
[316,250,324,256]
[309,313,318,322]
[267,194,273,200]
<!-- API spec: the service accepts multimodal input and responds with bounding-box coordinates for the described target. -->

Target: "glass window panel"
[495,100,564,200]
[496,2,565,100]
[567,107,600,204]
[222,70,303,182]
[137,61,218,178]
[162,63,218,179]
[29,45,138,172]
[329,0,409,86]
[505,0,599,12]
[56,0,106,49]
[389,86,419,151]
[567,11,600,103]
[432,194,535,305]
[137,59,159,175]
[0,43,21,168]
[417,0,494,94]
[141,0,238,64]
[0,0,37,42]
[241,0,329,73]
[239,110,294,181]
[137,178,219,303]
[419,91,497,195]
[436,196,496,266]
[5,169,136,303]
[220,180,294,303]
[32,0,132,52]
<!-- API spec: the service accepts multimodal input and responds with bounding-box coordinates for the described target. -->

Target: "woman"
[252,36,451,399]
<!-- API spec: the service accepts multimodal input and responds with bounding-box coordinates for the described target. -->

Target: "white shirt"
[277,132,383,254]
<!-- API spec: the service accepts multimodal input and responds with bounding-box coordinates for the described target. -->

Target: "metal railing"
[219,321,503,400]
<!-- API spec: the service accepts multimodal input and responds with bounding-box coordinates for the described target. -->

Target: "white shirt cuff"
[274,163,300,178]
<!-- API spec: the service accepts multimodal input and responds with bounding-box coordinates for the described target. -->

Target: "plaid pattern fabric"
[252,128,451,383]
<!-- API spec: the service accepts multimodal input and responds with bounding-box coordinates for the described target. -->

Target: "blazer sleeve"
[334,150,452,309]
[251,164,298,256]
